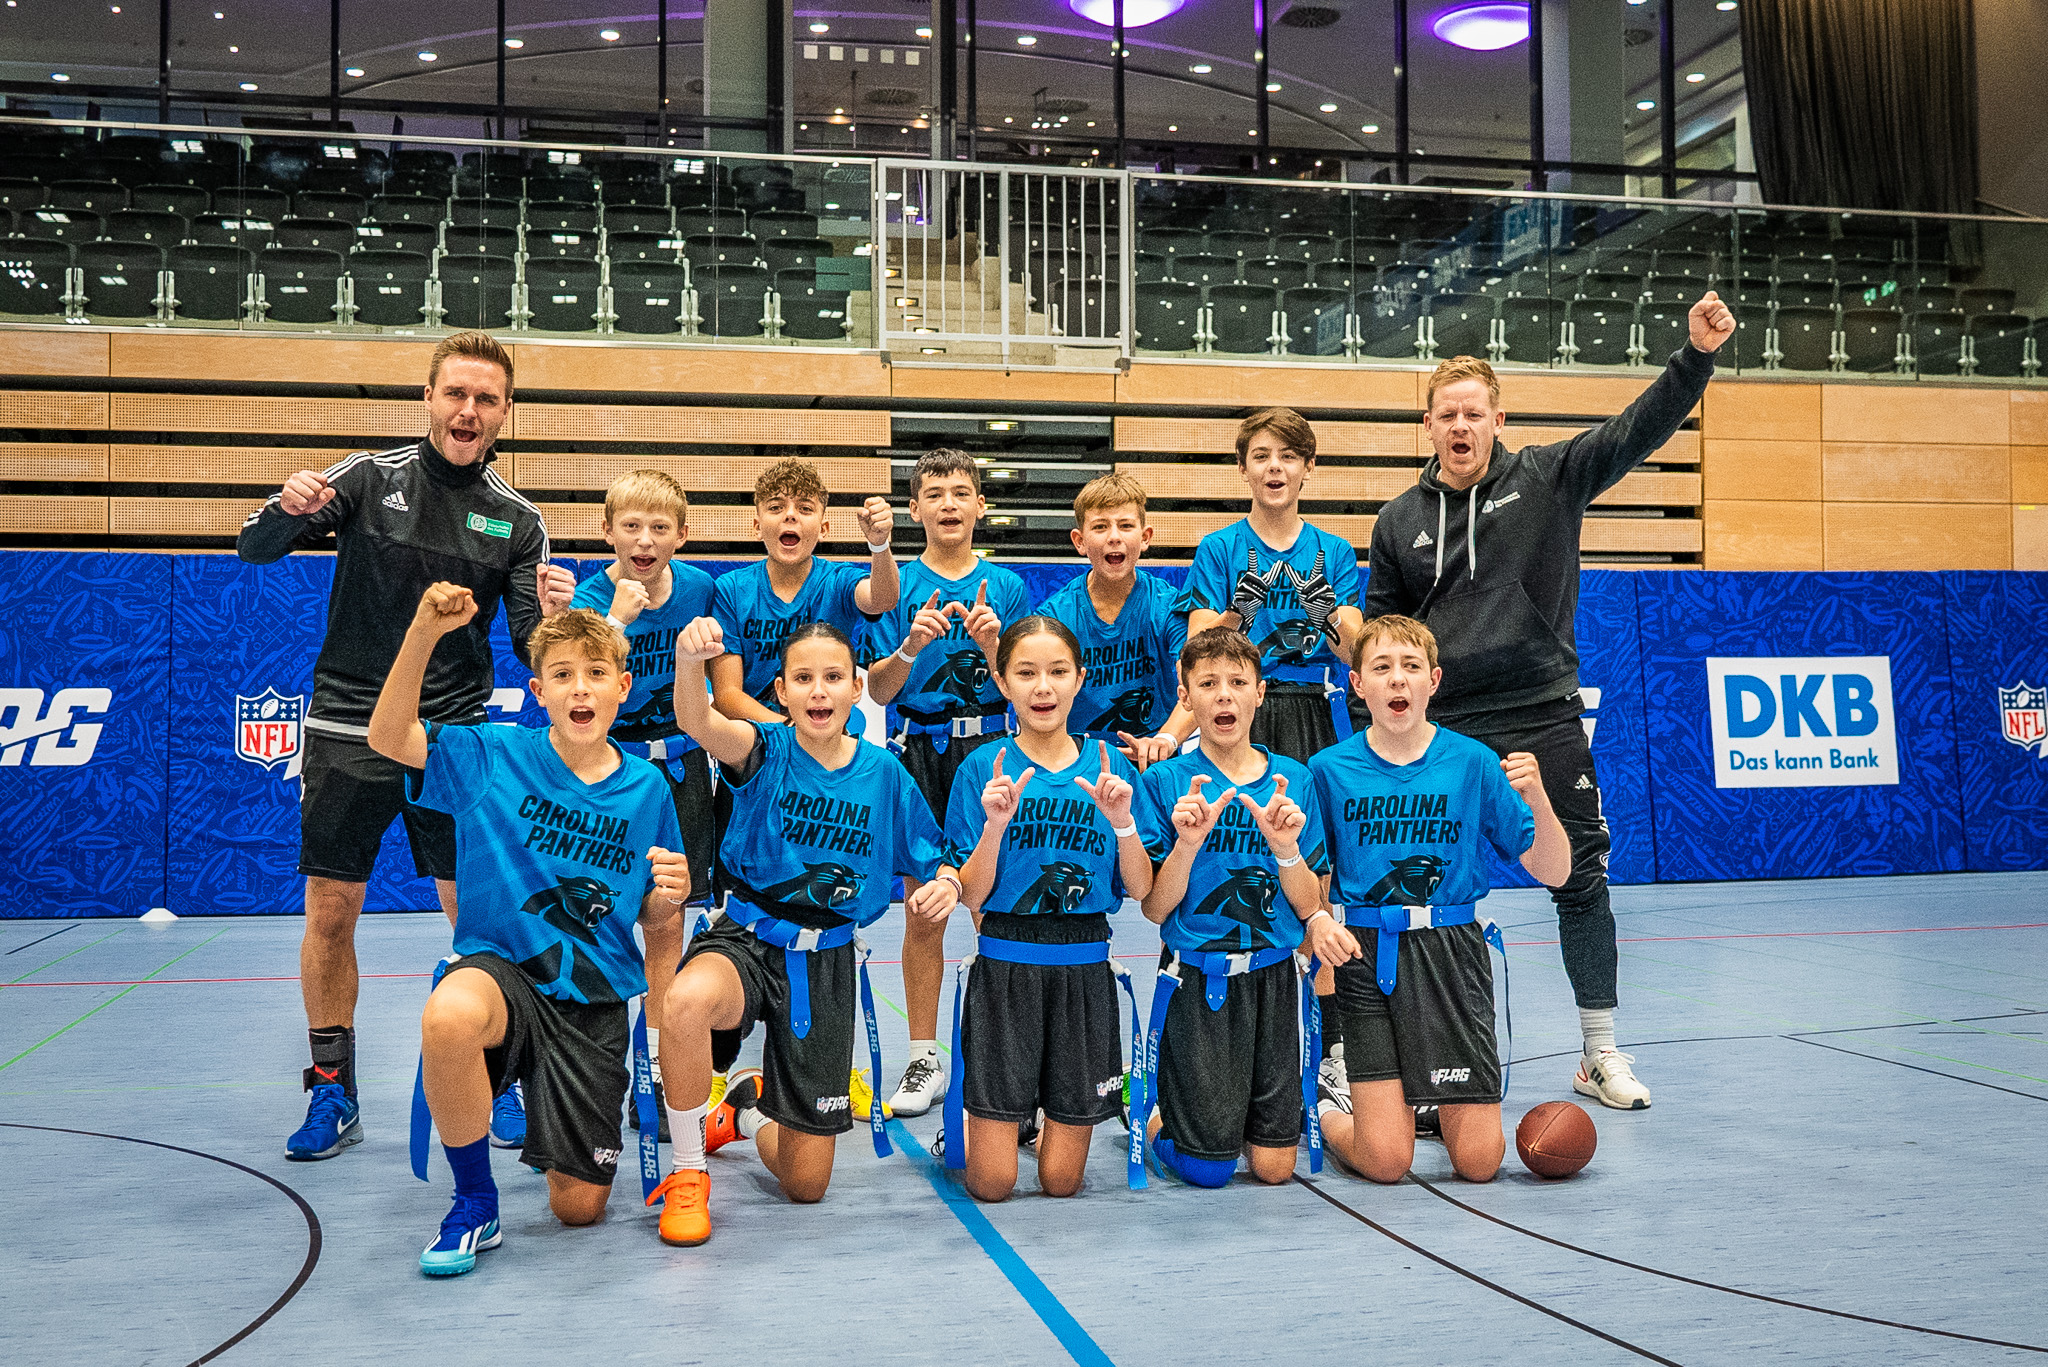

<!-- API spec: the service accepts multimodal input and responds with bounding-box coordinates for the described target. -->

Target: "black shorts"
[1251,684,1344,767]
[685,915,857,1136]
[1333,920,1500,1106]
[661,747,716,906]
[298,729,457,883]
[898,726,1010,826]
[963,913,1125,1128]
[1155,952,1304,1161]
[453,952,628,1187]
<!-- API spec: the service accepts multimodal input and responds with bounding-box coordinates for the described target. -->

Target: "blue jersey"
[1176,518,1360,684]
[416,722,684,1005]
[945,738,1138,919]
[1036,570,1187,743]
[709,557,875,714]
[1137,746,1329,955]
[568,560,715,744]
[1307,727,1533,912]
[717,722,943,928]
[864,557,1031,732]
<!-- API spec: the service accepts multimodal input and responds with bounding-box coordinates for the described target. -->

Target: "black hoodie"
[1364,344,1715,723]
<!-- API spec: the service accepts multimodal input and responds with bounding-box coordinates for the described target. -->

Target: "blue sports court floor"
[4,870,2046,1366]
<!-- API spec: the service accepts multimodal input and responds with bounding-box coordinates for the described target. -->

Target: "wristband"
[1305,908,1333,928]
[893,645,920,665]
[1276,853,1302,868]
[867,539,892,554]
[1112,822,1138,839]
[935,871,964,895]
[604,613,628,632]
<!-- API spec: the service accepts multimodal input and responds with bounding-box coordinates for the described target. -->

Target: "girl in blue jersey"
[944,615,1153,1203]
[650,620,960,1246]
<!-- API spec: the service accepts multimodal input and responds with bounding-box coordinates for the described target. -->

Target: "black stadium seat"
[46,179,127,213]
[1207,283,1279,355]
[522,257,606,332]
[165,244,254,322]
[604,230,684,265]
[1497,295,1561,365]
[1839,307,1903,373]
[187,212,274,249]
[699,262,772,337]
[609,261,692,334]
[213,187,291,222]
[0,239,72,317]
[1905,310,1966,375]
[682,232,758,271]
[777,280,851,341]
[436,254,519,330]
[1562,298,1636,366]
[21,208,101,244]
[0,178,46,209]
[749,209,818,240]
[526,201,601,234]
[1167,253,1236,288]
[1770,304,1836,370]
[443,224,521,259]
[1134,279,1202,352]
[1282,285,1350,357]
[604,202,674,236]
[74,241,164,319]
[1243,258,1310,292]
[1967,314,2032,378]
[676,207,749,239]
[292,191,369,224]
[258,247,348,325]
[448,197,523,228]
[272,217,357,253]
[367,194,447,226]
[349,218,437,255]
[130,184,210,217]
[347,250,435,327]
[103,209,186,247]
[763,235,830,277]
[1205,230,1271,262]
[1427,291,1495,359]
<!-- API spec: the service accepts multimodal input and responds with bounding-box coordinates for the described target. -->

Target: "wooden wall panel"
[1141,510,1378,548]
[1820,444,2011,503]
[514,344,889,398]
[1702,381,1822,442]
[2013,391,2048,447]
[109,496,254,536]
[1432,426,1700,463]
[110,334,435,386]
[1,390,109,429]
[1581,518,1703,554]
[1824,503,2012,570]
[1495,372,1701,418]
[0,495,108,535]
[1704,500,1824,571]
[1702,439,1822,501]
[2012,447,2048,503]
[0,442,108,481]
[1118,363,1416,410]
[512,404,889,446]
[109,393,421,436]
[1114,462,1417,502]
[110,445,359,483]
[0,331,110,378]
[2015,505,2048,571]
[1592,471,1702,506]
[531,502,873,544]
[1820,386,2011,446]
[892,367,1116,404]
[516,453,888,494]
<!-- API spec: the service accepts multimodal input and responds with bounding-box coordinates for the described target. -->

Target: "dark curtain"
[1740,0,1980,215]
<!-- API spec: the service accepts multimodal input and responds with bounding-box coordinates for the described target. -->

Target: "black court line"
[5,926,73,955]
[1507,1033,1780,1068]
[1790,1008,2048,1038]
[1406,1174,2048,1354]
[0,1122,321,1365]
[1293,1177,1685,1366]
[1783,1036,2048,1103]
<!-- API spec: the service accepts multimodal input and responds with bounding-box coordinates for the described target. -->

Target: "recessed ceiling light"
[1004,115,1014,123]
[345,66,364,76]
[504,37,524,48]
[1086,120,1096,126]
[1361,123,1379,133]
[51,72,70,81]
[916,25,932,36]
[1247,129,1258,137]
[1685,71,1704,82]
[1167,123,1178,131]
[1017,33,1037,44]
[213,9,224,17]
[417,50,436,61]
[1189,62,1211,73]
[599,28,620,40]
[1715,1,1736,8]
[109,4,121,11]
[833,106,844,114]
[228,45,238,52]
[809,20,829,32]
[239,81,257,90]
[1636,99,1655,109]
[1431,2,1529,50]
[1319,101,1337,112]
[1265,82,1282,92]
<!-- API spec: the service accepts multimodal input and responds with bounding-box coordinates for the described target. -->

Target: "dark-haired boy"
[865,448,1031,1116]
[1135,627,1350,1186]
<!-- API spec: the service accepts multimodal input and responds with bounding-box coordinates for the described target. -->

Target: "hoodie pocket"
[1422,580,1563,697]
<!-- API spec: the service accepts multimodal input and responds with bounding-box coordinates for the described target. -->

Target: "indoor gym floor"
[3,870,2045,1367]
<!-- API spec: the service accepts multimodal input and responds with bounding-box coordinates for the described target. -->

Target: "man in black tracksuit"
[237,331,577,1161]
[1364,291,1736,1112]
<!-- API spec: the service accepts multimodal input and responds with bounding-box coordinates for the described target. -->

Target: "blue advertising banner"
[1637,571,1965,881]
[0,553,169,917]
[1941,571,2048,871]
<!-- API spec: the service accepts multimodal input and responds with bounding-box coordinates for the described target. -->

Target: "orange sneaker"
[647,1168,712,1247]
[704,1067,763,1155]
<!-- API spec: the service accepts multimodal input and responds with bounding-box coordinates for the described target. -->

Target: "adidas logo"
[1412,530,1433,549]
[383,490,409,512]
[1575,774,1593,790]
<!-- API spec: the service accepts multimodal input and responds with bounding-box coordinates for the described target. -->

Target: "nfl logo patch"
[1998,681,2047,756]
[235,686,305,774]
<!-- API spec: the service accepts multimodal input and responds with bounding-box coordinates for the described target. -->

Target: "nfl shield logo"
[235,686,305,774]
[1998,681,2048,756]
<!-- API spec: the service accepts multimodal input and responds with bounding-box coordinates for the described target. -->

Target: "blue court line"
[886,1120,1115,1367]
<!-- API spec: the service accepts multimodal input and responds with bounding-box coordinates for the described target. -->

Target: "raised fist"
[280,470,337,517]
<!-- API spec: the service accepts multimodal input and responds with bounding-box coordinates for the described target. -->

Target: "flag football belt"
[939,934,1140,1183]
[615,737,699,784]
[889,704,1010,756]
[1337,901,1513,1097]
[1125,944,1325,1189]
[1262,669,1355,743]
[721,894,891,1158]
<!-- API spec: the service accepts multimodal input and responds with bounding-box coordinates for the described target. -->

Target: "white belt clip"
[644,739,670,760]
[1326,904,1347,927]
[1405,904,1433,931]
[950,714,989,738]
[1224,951,1256,977]
[791,926,823,952]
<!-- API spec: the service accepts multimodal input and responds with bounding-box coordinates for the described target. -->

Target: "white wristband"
[604,613,628,632]
[1276,853,1302,868]
[936,871,964,895]
[1112,822,1138,839]
[867,540,892,554]
[1305,908,1333,928]
[894,645,919,665]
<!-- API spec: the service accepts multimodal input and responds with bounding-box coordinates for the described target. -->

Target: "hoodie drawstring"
[1433,492,1446,585]
[1467,485,1477,580]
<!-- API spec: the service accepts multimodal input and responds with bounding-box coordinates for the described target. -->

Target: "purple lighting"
[1067,0,1187,28]
[1431,2,1528,49]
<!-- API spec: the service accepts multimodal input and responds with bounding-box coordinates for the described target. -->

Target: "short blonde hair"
[1352,614,1439,672]
[754,457,828,507]
[603,469,688,526]
[1424,355,1500,412]
[1072,472,1148,524]
[428,330,513,390]
[527,608,629,675]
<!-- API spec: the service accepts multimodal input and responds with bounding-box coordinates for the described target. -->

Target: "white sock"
[907,1039,939,1063]
[646,1028,662,1086]
[1579,1007,1616,1057]
[668,1104,707,1172]
[737,1107,766,1140]
[1316,1098,1344,1119]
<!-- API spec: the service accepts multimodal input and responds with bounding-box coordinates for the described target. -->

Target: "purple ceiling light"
[1431,2,1528,50]
[1067,0,1188,28]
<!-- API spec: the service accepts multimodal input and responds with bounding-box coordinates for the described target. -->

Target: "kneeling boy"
[370,590,689,1275]
[1307,615,1569,1184]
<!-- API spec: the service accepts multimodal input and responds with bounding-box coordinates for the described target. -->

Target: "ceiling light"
[1319,101,1337,112]
[1167,123,1177,131]
[1069,0,1186,27]
[809,20,829,32]
[1190,62,1211,73]
[916,25,932,36]
[239,81,257,90]
[213,9,224,16]
[1636,98,1655,109]
[1361,122,1379,133]
[1265,82,1282,92]
[1247,129,1258,136]
[1716,1,1736,8]
[1685,71,1704,82]
[417,50,436,61]
[51,72,70,81]
[599,28,620,40]
[1086,120,1096,126]
[1430,2,1528,50]
[834,106,844,114]
[504,37,524,48]
[228,45,238,52]
[110,4,121,10]
[1016,33,1037,44]
[345,66,364,76]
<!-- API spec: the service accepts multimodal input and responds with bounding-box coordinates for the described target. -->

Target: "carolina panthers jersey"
[568,560,715,745]
[1137,745,1329,954]
[718,721,944,928]
[1176,519,1361,685]
[1036,570,1188,744]
[416,722,684,1005]
[709,557,875,715]
[864,557,1031,732]
[945,738,1138,918]
[1307,727,1534,912]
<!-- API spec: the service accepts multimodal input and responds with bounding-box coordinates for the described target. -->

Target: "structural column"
[1539,0,1625,193]
[705,0,792,152]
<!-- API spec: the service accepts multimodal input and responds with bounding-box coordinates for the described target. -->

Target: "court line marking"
[885,1120,1115,1367]
[0,1121,322,1367]
[1784,1035,2048,1102]
[0,930,227,1073]
[8,927,126,984]
[1503,921,2048,948]
[5,925,73,955]
[1293,1176,1684,1365]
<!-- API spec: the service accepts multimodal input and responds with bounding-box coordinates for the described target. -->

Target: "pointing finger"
[924,590,942,611]
[1186,773,1209,798]
[1014,767,1034,790]
[1098,739,1112,773]
[975,580,988,607]
[1272,774,1288,802]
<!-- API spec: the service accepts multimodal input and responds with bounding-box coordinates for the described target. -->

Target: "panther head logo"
[1014,860,1094,915]
[755,861,866,910]
[1260,618,1325,665]
[1360,854,1447,906]
[1192,866,1281,936]
[615,693,672,733]
[1085,686,1158,738]
[520,875,620,946]
[926,649,991,703]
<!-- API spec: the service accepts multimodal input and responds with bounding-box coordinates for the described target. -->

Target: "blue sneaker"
[489,1081,526,1149]
[285,1084,362,1161]
[419,1194,502,1277]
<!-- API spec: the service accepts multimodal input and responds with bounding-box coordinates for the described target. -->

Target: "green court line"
[8,928,126,984]
[871,986,953,1058]
[0,929,226,1074]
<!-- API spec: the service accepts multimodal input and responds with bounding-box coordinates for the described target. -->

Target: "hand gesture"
[1074,740,1135,830]
[413,581,478,637]
[1117,729,1182,771]
[960,580,1002,654]
[674,615,726,664]
[980,747,1035,828]
[1229,549,1270,625]
[903,590,950,657]
[1303,909,1359,967]
[1500,751,1553,811]
[1294,556,1338,639]
[280,470,337,517]
[1689,290,1736,353]
[857,496,894,548]
[537,562,577,617]
[1170,773,1236,849]
[1237,775,1306,860]
[906,875,959,924]
[647,845,692,905]
[610,576,651,627]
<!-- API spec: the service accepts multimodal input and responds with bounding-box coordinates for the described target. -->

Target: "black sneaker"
[1413,1103,1441,1138]
[1017,1108,1043,1151]
[627,1078,672,1142]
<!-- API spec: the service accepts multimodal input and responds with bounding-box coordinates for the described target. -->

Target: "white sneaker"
[888,1054,946,1117]
[1574,1048,1652,1110]
[1317,1043,1349,1103]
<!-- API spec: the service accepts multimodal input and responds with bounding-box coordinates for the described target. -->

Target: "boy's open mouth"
[1387,696,1410,714]
[1264,477,1287,493]
[1103,550,1127,568]
[778,530,803,550]
[805,705,833,725]
[569,705,596,725]
[630,554,658,574]
[1212,709,1237,729]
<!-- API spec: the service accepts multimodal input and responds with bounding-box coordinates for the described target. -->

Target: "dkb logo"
[1705,656,1898,789]
[0,688,112,767]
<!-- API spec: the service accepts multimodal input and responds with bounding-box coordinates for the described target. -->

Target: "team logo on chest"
[1999,681,2047,757]
[1193,867,1280,931]
[235,686,305,781]
[1015,861,1094,914]
[1361,854,1447,905]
